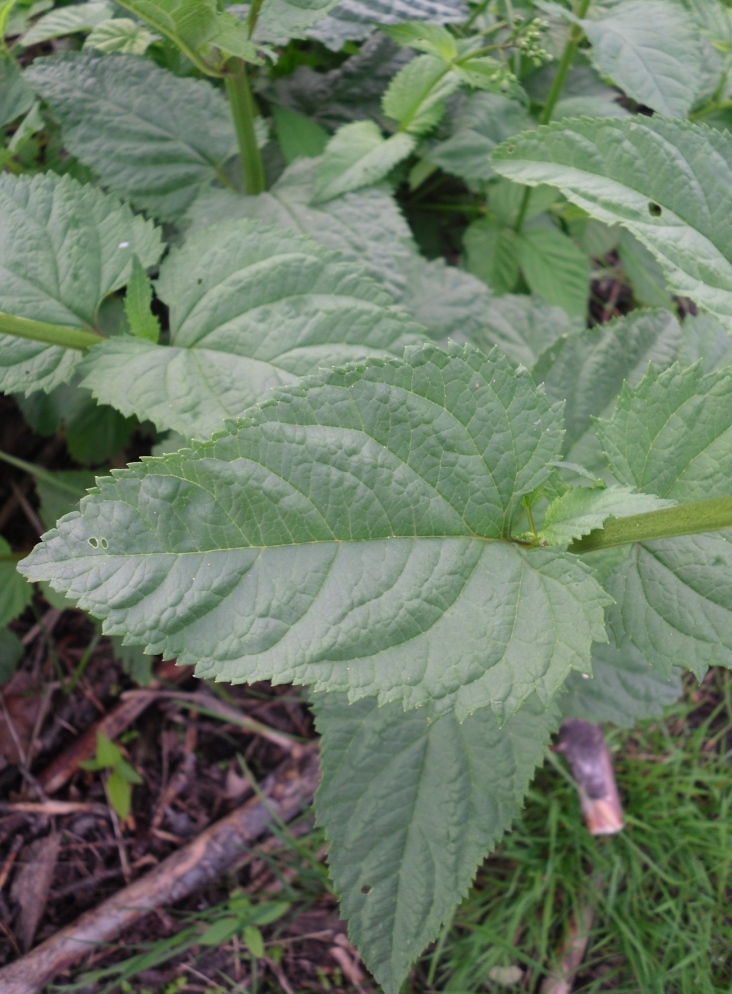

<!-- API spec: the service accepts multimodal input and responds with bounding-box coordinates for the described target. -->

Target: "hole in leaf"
[88,537,99,548]
[360,884,372,895]
[196,278,203,285]
[99,537,109,550]
[648,202,662,217]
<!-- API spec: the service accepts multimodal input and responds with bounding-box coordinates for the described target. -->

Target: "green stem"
[0,552,24,563]
[0,312,101,351]
[514,0,591,232]
[568,495,732,554]
[224,59,265,196]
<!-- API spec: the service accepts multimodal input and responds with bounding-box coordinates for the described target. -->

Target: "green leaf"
[96,732,122,768]
[307,0,468,51]
[80,219,425,438]
[561,640,682,727]
[84,17,160,55]
[617,230,674,309]
[0,171,162,394]
[0,628,23,684]
[124,256,161,344]
[0,55,34,128]
[257,0,341,39]
[398,256,491,342]
[382,21,457,59]
[532,309,682,461]
[492,117,732,331]
[106,768,132,818]
[242,924,264,959]
[272,105,328,163]
[110,635,155,685]
[596,363,732,678]
[199,918,240,945]
[580,0,704,117]
[540,486,675,547]
[36,469,97,530]
[111,0,259,67]
[314,121,415,203]
[596,364,732,503]
[116,757,144,784]
[426,92,532,182]
[19,1,113,46]
[516,225,590,318]
[314,691,558,994]
[0,537,31,628]
[382,54,459,135]
[184,159,417,300]
[469,294,581,369]
[26,52,237,221]
[463,220,520,294]
[21,346,610,721]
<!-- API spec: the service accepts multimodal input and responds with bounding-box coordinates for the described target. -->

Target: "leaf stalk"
[568,495,732,554]
[224,59,266,195]
[0,312,101,351]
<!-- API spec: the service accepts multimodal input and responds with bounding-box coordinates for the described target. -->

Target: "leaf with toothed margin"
[313,691,559,994]
[595,362,732,677]
[20,345,610,721]
[78,219,426,440]
[539,485,675,547]
[0,171,162,395]
[492,117,732,332]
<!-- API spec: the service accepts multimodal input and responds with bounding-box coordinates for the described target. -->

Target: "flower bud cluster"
[516,18,553,65]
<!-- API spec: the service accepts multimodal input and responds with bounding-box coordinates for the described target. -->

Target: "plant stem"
[569,495,732,554]
[0,448,89,492]
[224,59,265,196]
[514,0,591,232]
[0,312,101,351]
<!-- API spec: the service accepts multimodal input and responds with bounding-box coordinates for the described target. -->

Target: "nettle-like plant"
[3,0,732,988]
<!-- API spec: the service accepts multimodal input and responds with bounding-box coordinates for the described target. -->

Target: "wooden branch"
[0,746,319,994]
[556,719,624,836]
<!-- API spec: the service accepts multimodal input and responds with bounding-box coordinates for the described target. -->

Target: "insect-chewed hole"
[360,884,372,895]
[99,537,109,550]
[648,202,662,217]
[88,537,99,549]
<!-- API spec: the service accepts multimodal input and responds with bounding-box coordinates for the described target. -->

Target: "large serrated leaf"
[184,159,416,300]
[464,294,581,369]
[0,172,162,395]
[21,346,609,721]
[596,363,732,677]
[314,692,558,994]
[26,52,237,220]
[492,117,732,330]
[19,1,113,46]
[561,640,681,727]
[307,0,468,50]
[79,219,424,438]
[581,0,704,117]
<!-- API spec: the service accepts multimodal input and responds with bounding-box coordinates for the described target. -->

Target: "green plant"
[2,0,732,989]
[79,730,144,819]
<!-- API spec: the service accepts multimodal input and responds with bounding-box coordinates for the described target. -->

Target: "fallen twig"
[555,719,624,836]
[0,745,319,994]
[539,893,595,994]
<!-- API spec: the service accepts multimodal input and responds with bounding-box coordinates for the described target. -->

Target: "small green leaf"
[315,692,559,994]
[0,55,34,127]
[306,0,469,50]
[463,220,520,294]
[19,1,113,46]
[516,225,590,318]
[27,52,238,220]
[106,768,132,819]
[492,117,732,331]
[470,294,581,369]
[382,54,459,135]
[382,22,458,59]
[84,18,160,55]
[313,121,415,203]
[0,537,31,628]
[116,758,144,785]
[0,628,23,685]
[36,469,97,529]
[540,485,675,547]
[243,924,264,959]
[96,732,122,769]
[198,918,240,946]
[21,346,609,721]
[580,0,704,117]
[272,105,328,163]
[256,0,340,40]
[248,901,290,926]
[124,255,161,344]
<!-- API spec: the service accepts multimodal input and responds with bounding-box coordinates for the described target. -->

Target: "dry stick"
[539,895,596,994]
[0,746,320,994]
